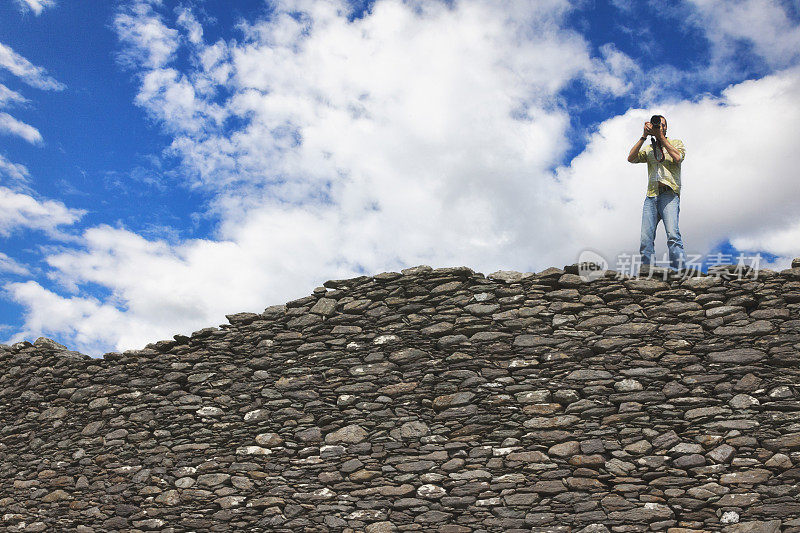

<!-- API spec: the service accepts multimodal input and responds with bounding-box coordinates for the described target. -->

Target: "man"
[627,115,687,274]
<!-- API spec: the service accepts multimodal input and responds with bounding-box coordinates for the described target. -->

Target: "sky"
[1,0,800,356]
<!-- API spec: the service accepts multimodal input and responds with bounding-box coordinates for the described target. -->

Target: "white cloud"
[585,43,641,97]
[176,7,203,45]
[115,1,180,70]
[0,186,85,238]
[0,83,28,108]
[10,0,800,355]
[0,43,65,91]
[0,153,30,182]
[0,252,30,276]
[686,0,800,69]
[3,280,126,354]
[0,112,42,144]
[11,0,603,353]
[730,220,800,262]
[36,223,328,350]
[121,0,606,193]
[14,0,56,16]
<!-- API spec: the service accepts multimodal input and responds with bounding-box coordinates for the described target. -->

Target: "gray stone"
[325,424,368,444]
[310,297,337,316]
[723,520,782,533]
[197,473,230,487]
[566,369,613,380]
[713,321,774,336]
[400,421,429,438]
[604,322,658,336]
[708,348,767,363]
[39,406,68,420]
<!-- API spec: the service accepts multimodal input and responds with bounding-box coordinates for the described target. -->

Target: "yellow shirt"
[632,137,686,197]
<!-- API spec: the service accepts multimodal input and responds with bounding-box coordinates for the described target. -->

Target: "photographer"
[627,115,687,274]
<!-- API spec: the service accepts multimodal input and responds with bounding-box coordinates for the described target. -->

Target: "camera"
[649,115,665,162]
[650,115,661,133]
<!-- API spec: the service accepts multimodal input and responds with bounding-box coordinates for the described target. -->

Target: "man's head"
[650,114,667,135]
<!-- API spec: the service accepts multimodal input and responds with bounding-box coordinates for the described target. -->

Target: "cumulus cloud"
[3,280,126,354]
[7,0,610,353]
[8,0,800,355]
[686,0,800,69]
[115,0,180,70]
[14,0,56,16]
[730,219,800,271]
[38,223,327,349]
[0,187,85,238]
[586,43,642,97]
[0,43,65,91]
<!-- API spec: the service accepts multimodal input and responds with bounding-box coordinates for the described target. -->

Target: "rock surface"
[1,262,800,532]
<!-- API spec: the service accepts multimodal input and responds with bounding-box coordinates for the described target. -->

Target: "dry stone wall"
[2,260,800,533]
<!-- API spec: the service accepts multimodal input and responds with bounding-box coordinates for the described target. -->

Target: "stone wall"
[2,260,800,533]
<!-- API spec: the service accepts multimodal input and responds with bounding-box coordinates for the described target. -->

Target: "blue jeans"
[640,188,686,269]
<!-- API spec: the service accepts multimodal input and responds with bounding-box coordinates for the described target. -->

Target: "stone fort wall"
[2,261,800,532]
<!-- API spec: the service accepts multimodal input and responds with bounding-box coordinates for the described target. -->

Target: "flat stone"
[464,303,500,315]
[325,424,368,444]
[707,444,736,463]
[42,489,72,502]
[310,297,337,316]
[506,451,549,462]
[197,474,230,487]
[609,503,673,522]
[39,406,68,420]
[763,432,800,451]
[196,406,224,417]
[532,480,566,494]
[432,392,475,410]
[388,348,427,363]
[722,520,782,533]
[400,421,429,438]
[378,381,418,395]
[243,409,270,422]
[713,321,774,336]
[567,369,613,380]
[729,394,759,409]
[523,415,580,428]
[682,276,721,289]
[604,323,658,336]
[624,279,669,293]
[489,270,528,283]
[719,469,771,485]
[685,406,731,420]
[714,493,760,507]
[707,348,767,363]
[548,441,580,457]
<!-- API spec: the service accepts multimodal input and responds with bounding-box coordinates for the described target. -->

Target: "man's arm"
[656,132,683,163]
[627,122,651,163]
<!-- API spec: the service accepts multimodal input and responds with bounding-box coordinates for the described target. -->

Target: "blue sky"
[2,0,800,355]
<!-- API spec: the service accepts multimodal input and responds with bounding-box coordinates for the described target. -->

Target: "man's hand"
[629,126,649,163]
[643,121,654,137]
[660,137,682,163]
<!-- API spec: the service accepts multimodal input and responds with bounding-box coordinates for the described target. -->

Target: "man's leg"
[640,195,658,266]
[658,190,687,270]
